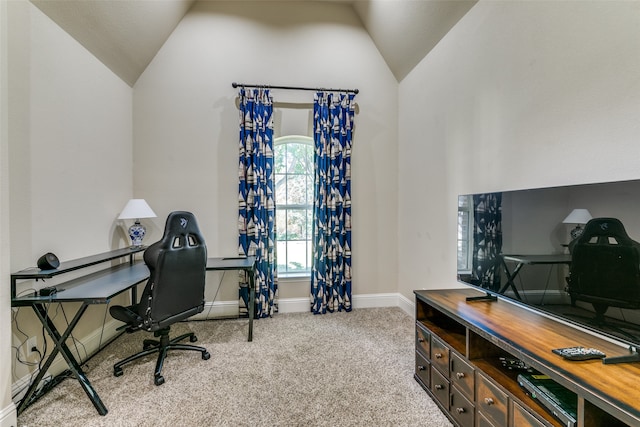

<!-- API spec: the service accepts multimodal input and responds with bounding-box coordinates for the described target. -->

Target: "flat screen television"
[457,178,640,361]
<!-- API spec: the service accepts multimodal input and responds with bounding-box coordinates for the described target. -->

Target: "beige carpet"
[17,307,452,427]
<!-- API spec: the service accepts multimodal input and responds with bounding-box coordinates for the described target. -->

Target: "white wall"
[4,0,133,418]
[0,0,14,424]
[133,1,399,301]
[398,1,640,299]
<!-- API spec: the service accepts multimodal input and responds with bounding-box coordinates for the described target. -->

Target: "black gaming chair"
[110,211,210,385]
[566,217,640,326]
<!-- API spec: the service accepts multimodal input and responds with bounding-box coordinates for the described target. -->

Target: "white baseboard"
[353,292,400,308]
[189,300,240,320]
[0,402,16,427]
[192,293,407,316]
[278,297,310,313]
[277,293,405,313]
[397,293,415,318]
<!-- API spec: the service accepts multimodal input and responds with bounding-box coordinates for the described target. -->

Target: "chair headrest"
[162,211,202,239]
[579,217,629,240]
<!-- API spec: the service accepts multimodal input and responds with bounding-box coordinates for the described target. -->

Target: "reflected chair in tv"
[566,217,640,330]
[110,211,210,385]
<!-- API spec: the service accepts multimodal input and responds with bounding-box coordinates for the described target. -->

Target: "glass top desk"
[11,248,148,416]
[206,256,256,342]
[11,250,256,416]
[499,254,572,300]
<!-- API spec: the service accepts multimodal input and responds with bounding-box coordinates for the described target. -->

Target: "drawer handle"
[417,365,426,371]
[484,397,495,405]
[434,384,444,390]
[456,372,465,379]
[435,353,443,359]
[455,407,465,414]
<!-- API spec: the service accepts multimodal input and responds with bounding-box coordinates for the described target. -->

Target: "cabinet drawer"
[431,365,450,410]
[477,372,508,427]
[415,351,430,387]
[511,401,545,427]
[415,323,430,358]
[430,335,450,375]
[477,411,497,427]
[451,386,475,427]
[450,352,475,401]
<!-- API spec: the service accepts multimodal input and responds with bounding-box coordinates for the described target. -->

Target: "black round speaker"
[37,252,60,270]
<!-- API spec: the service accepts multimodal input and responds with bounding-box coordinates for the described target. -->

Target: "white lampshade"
[562,209,592,225]
[118,199,157,220]
[563,208,593,241]
[118,199,157,247]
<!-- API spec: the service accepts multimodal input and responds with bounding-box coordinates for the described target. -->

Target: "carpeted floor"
[17,307,452,427]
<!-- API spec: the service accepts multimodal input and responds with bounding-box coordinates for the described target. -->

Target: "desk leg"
[18,303,108,416]
[498,260,523,300]
[248,268,255,342]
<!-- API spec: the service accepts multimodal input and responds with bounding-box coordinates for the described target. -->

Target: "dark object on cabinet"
[566,217,640,325]
[109,211,210,386]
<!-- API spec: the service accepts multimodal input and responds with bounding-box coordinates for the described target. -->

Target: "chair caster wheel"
[202,351,211,360]
[154,375,165,386]
[190,335,198,343]
[114,368,123,377]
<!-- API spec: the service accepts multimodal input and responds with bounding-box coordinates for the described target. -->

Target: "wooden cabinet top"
[415,288,640,426]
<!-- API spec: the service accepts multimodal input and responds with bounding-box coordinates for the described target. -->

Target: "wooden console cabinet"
[414,289,640,427]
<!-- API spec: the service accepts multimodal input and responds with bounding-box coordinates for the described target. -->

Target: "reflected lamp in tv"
[118,199,157,247]
[563,208,592,240]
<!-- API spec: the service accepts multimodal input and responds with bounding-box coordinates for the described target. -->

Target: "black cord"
[97,302,111,353]
[203,271,226,320]
[60,304,87,361]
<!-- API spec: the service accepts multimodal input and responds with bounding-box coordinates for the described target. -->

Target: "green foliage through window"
[275,136,314,276]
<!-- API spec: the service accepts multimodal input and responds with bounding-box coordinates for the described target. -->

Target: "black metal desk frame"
[499,254,572,300]
[11,247,147,416]
[206,256,256,342]
[11,250,257,416]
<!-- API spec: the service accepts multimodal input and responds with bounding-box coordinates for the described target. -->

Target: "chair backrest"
[568,217,640,305]
[138,211,207,331]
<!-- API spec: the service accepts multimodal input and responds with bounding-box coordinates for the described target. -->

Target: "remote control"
[552,346,606,361]
[499,356,534,372]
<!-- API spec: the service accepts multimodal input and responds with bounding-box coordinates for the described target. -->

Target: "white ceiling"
[30,0,477,87]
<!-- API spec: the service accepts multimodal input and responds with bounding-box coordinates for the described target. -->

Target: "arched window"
[274,135,314,277]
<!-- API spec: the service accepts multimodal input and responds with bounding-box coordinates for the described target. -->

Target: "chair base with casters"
[113,326,210,386]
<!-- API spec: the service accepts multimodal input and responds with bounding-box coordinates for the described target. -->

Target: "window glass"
[457,195,473,273]
[275,136,314,277]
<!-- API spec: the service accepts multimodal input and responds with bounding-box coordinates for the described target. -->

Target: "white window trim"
[457,195,474,275]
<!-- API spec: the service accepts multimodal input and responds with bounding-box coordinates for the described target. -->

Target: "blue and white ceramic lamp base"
[128,221,146,247]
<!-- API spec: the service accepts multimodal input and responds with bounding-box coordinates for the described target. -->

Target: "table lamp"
[118,199,157,247]
[563,208,592,240]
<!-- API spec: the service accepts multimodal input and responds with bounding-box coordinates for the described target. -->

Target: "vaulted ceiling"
[30,0,477,87]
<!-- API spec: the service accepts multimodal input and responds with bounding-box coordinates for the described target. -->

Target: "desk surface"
[12,262,149,305]
[12,256,256,305]
[11,247,146,280]
[502,253,572,264]
[206,256,256,270]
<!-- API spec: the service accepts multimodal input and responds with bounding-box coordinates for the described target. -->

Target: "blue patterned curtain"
[238,88,278,318]
[310,92,355,314]
[472,193,502,291]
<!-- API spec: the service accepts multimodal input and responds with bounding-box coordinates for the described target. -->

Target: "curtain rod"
[232,82,359,94]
